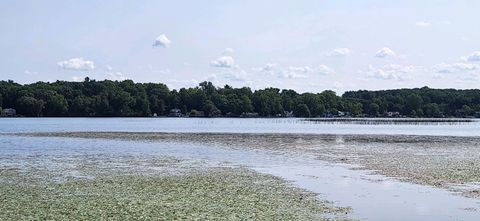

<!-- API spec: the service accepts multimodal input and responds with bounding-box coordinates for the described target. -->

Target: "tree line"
[1,78,479,118]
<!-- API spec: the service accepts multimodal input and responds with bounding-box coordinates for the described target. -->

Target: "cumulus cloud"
[323,48,351,57]
[277,65,333,79]
[24,70,38,75]
[364,64,422,81]
[459,73,480,81]
[461,51,480,62]
[166,79,198,89]
[57,58,95,71]
[222,48,234,54]
[375,47,396,58]
[152,34,171,47]
[315,65,335,75]
[289,65,334,75]
[106,71,127,81]
[433,62,480,74]
[278,71,307,79]
[223,72,247,81]
[210,56,235,68]
[252,63,277,75]
[104,66,127,80]
[415,21,431,27]
[287,66,314,74]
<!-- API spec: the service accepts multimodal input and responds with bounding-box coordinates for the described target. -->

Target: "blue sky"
[1,0,480,93]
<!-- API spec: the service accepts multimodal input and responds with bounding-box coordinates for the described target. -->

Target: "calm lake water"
[1,118,480,220]
[1,117,480,136]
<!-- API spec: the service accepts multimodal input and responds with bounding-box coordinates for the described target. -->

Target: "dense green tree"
[367,103,380,117]
[294,104,311,117]
[252,88,283,116]
[16,96,44,117]
[203,100,221,117]
[423,103,442,118]
[1,79,480,118]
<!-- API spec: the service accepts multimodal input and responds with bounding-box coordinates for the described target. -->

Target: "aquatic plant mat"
[303,118,476,125]
[18,132,480,198]
[0,154,351,221]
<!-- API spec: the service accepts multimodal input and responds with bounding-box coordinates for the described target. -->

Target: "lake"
[1,117,480,136]
[1,118,480,220]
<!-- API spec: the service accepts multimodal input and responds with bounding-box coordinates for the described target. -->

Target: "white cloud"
[364,64,422,81]
[152,34,171,47]
[210,56,235,68]
[316,65,335,75]
[223,48,234,54]
[459,73,480,81]
[289,65,334,75]
[223,72,247,81]
[323,48,351,57]
[256,64,334,79]
[252,63,277,75]
[375,47,396,58]
[433,62,480,74]
[461,51,480,62]
[278,71,307,79]
[222,65,249,82]
[106,71,127,81]
[277,65,333,79]
[104,65,127,80]
[57,58,95,71]
[415,21,431,27]
[157,69,171,75]
[287,66,314,74]
[24,70,38,75]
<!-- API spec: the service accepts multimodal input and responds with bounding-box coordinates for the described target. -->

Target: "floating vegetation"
[303,118,477,125]
[18,132,480,198]
[0,168,351,221]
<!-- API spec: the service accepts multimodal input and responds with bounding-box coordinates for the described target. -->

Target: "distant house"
[1,108,16,117]
[168,108,182,117]
[189,110,205,117]
[240,112,259,118]
[283,111,294,118]
[475,112,480,118]
[225,112,239,117]
[324,112,334,118]
[336,111,350,118]
[386,111,401,118]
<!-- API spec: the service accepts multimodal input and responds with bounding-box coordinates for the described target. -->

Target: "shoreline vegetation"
[2,79,480,118]
[303,118,476,125]
[0,154,352,220]
[15,131,480,198]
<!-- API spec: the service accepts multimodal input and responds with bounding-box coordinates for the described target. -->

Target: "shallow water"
[1,117,480,136]
[1,118,480,220]
[1,135,479,220]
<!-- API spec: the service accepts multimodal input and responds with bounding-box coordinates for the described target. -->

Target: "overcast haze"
[1,0,480,93]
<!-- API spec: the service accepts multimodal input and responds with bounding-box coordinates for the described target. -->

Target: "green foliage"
[367,103,380,117]
[423,103,442,118]
[343,86,480,118]
[15,96,44,117]
[1,80,480,118]
[295,104,311,117]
